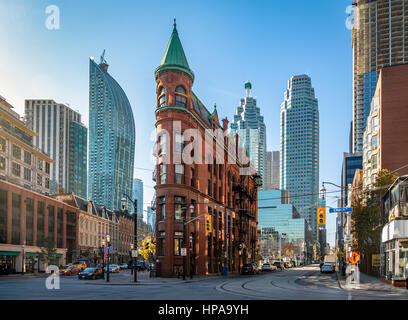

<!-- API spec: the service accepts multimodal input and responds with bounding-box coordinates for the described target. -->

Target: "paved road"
[0,265,407,300]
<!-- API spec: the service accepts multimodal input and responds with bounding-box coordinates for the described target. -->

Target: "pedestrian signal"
[317,207,326,225]
[205,215,212,234]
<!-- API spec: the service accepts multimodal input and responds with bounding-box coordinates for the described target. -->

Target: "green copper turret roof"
[155,20,194,81]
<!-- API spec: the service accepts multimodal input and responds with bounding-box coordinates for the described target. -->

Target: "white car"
[320,264,334,273]
[261,263,277,272]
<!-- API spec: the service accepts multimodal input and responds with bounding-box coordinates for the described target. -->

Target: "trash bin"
[222,267,228,276]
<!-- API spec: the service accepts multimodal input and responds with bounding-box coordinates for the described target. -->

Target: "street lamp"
[106,234,111,282]
[122,195,138,282]
[189,203,194,280]
[21,244,25,275]
[101,238,106,279]
[320,185,327,200]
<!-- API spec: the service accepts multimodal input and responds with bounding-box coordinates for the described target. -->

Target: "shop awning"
[0,251,20,256]
[25,252,39,257]
[56,254,62,258]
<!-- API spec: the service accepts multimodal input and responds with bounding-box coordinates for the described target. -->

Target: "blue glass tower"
[132,178,143,217]
[280,75,319,242]
[88,54,135,211]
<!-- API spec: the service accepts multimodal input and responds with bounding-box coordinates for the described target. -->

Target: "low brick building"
[153,22,259,277]
[0,180,79,273]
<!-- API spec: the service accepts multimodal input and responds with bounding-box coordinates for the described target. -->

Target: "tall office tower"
[88,53,135,211]
[24,99,87,198]
[231,81,267,189]
[147,206,156,234]
[352,0,408,152]
[265,151,280,190]
[280,75,319,242]
[132,178,143,217]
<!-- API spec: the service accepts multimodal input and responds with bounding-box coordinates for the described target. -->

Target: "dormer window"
[175,86,187,107]
[158,87,166,107]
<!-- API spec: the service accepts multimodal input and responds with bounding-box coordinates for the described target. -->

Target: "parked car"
[136,261,147,271]
[241,263,255,275]
[261,263,274,272]
[320,264,334,273]
[78,267,104,280]
[61,266,81,276]
[273,261,285,270]
[105,264,120,273]
[72,261,87,271]
[119,263,128,270]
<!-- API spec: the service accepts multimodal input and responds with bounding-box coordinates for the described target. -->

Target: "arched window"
[176,86,186,94]
[175,86,187,107]
[158,87,166,107]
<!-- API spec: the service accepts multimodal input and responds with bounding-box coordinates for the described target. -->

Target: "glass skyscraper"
[132,178,143,217]
[258,190,312,262]
[24,99,87,198]
[88,55,135,211]
[280,74,319,242]
[352,0,408,152]
[231,81,267,189]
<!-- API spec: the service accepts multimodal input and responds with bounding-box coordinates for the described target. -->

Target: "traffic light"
[317,207,326,225]
[205,215,212,234]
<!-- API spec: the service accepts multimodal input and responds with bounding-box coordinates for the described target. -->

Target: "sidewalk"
[336,271,408,294]
[0,272,49,279]
[85,271,241,286]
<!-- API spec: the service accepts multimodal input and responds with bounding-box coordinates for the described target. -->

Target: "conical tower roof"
[155,20,194,81]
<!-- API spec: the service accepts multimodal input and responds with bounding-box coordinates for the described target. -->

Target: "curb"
[83,274,242,286]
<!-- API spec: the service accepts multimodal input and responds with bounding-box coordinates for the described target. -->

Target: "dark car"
[241,264,255,275]
[273,261,284,270]
[78,267,104,280]
[128,261,147,271]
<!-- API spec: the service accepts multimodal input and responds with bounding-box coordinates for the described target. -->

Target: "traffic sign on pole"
[329,207,352,213]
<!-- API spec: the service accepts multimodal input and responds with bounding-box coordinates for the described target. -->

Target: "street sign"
[348,252,360,264]
[329,207,352,213]
[372,254,380,267]
[181,248,187,256]
[344,235,353,243]
[131,250,138,258]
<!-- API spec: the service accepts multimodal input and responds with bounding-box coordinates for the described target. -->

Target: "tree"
[351,169,398,275]
[39,237,57,267]
[138,237,156,263]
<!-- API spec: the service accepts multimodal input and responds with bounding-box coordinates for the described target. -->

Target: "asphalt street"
[0,265,407,300]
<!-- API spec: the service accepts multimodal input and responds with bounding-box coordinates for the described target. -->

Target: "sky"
[0,0,353,246]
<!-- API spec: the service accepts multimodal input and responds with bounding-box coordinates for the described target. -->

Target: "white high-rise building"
[280,75,319,242]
